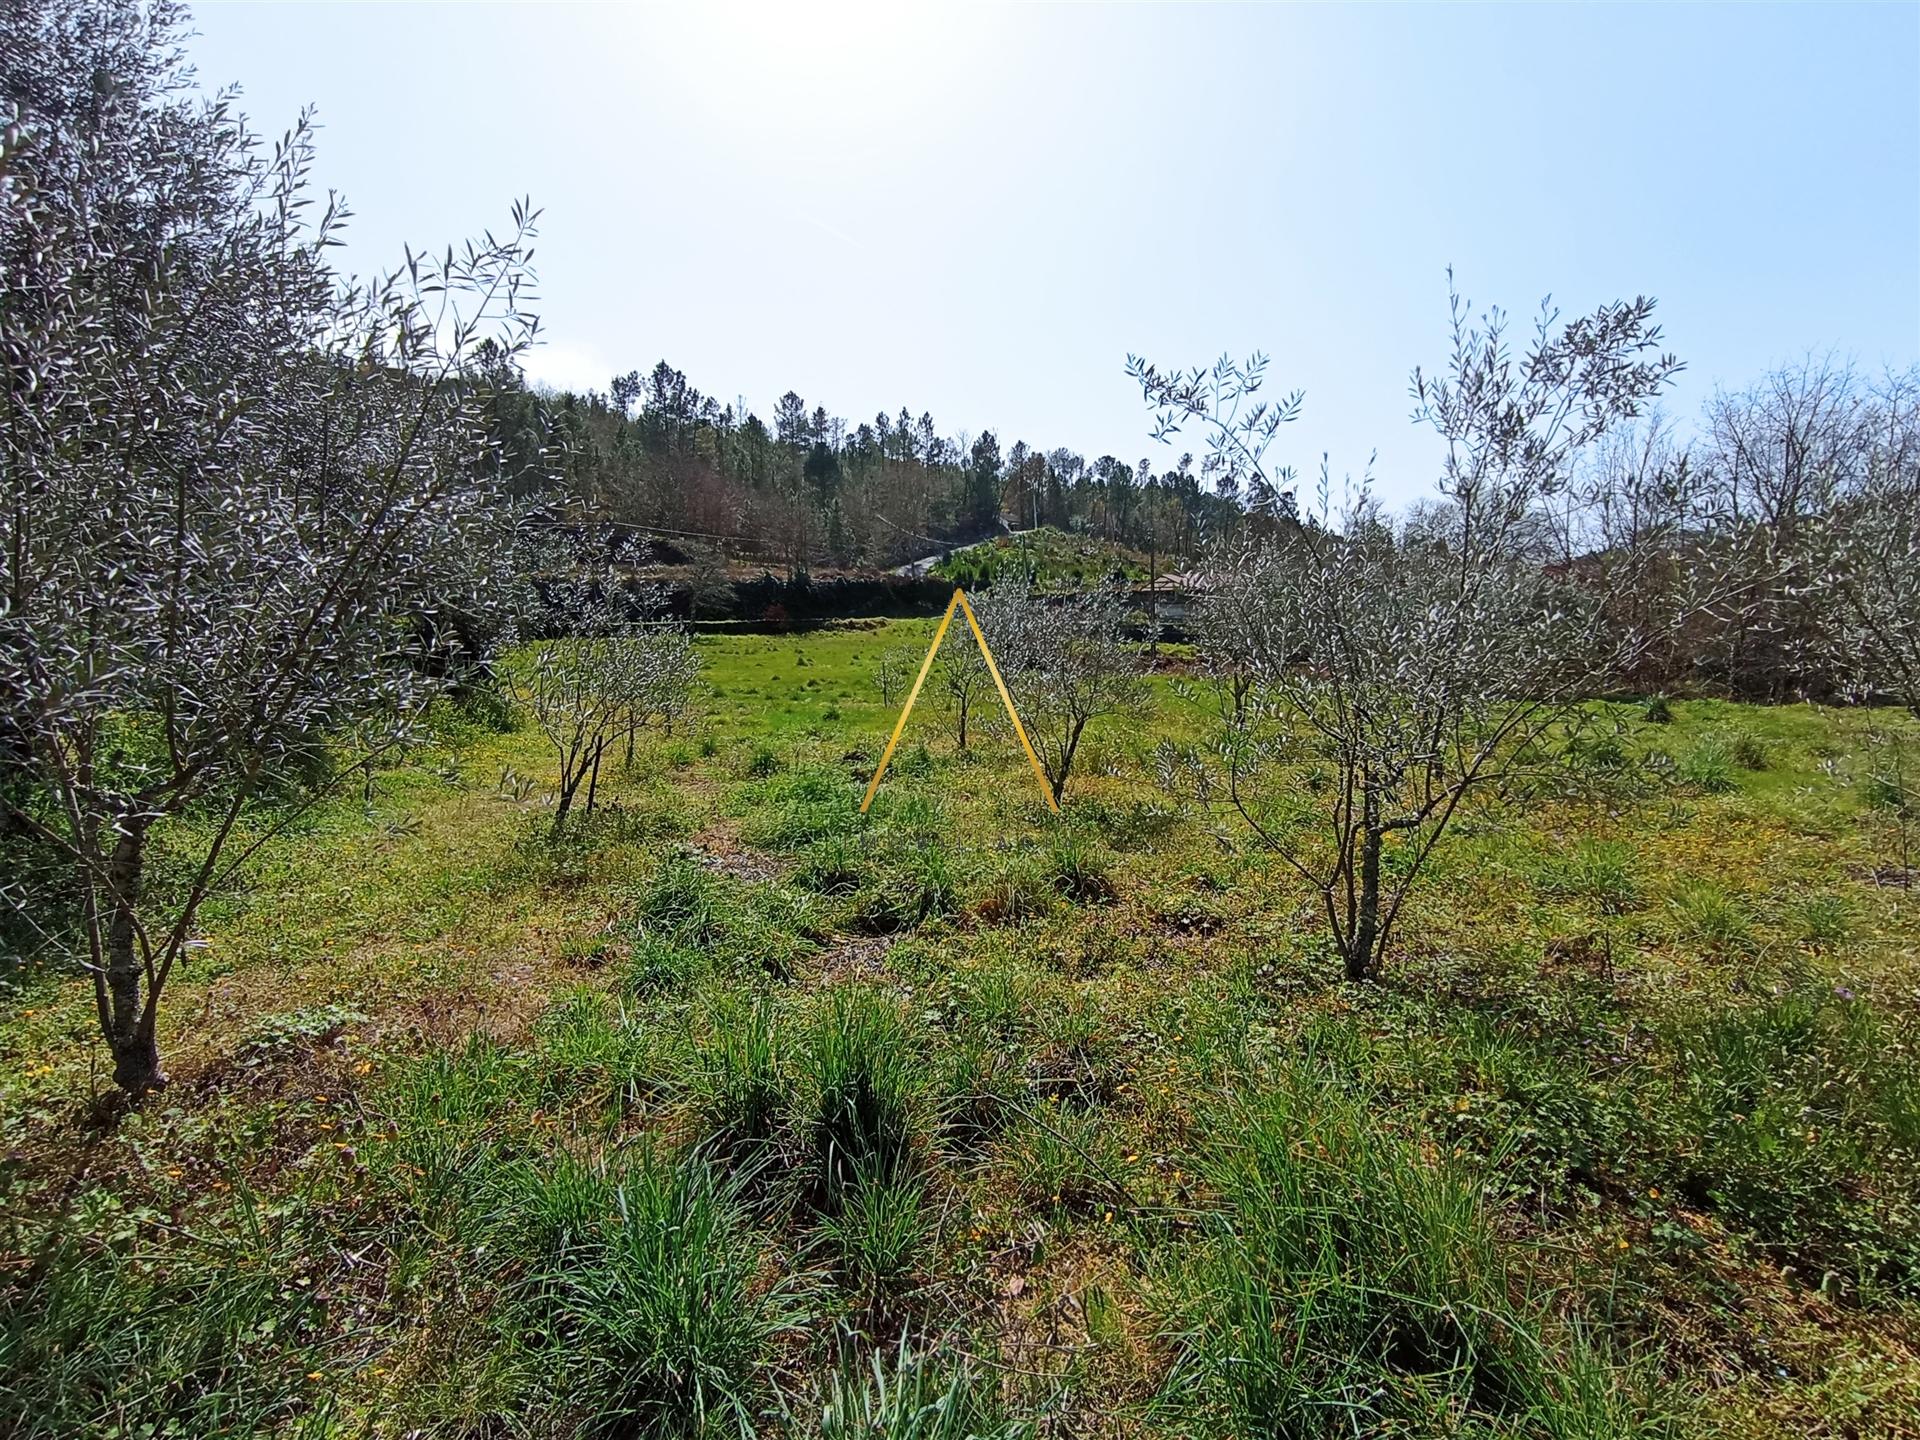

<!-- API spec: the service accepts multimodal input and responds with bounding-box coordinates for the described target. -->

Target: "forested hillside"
[481,357,1251,573]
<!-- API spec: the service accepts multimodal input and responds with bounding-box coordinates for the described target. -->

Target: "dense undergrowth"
[4,622,1919,1437]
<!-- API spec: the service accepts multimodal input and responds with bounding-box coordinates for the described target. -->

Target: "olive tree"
[974,575,1148,805]
[0,0,536,1092]
[516,538,700,831]
[935,626,993,750]
[1147,283,1684,980]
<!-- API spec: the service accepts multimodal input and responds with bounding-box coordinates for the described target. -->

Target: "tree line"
[480,357,1254,574]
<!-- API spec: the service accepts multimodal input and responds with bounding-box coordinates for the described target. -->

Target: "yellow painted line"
[860,590,959,814]
[860,587,1059,815]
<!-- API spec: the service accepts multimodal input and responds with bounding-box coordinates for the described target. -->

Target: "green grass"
[4,638,1920,1436]
[1161,1056,1656,1437]
[932,526,1148,589]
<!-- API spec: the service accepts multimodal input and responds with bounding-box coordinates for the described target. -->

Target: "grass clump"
[626,931,710,998]
[1160,1060,1653,1437]
[1002,1103,1124,1216]
[1677,736,1738,794]
[1041,830,1115,904]
[1665,878,1753,954]
[631,854,818,978]
[739,765,860,849]
[1726,728,1771,771]
[854,843,960,933]
[0,1185,336,1440]
[1539,838,1641,914]
[521,1151,808,1436]
[793,834,868,896]
[802,986,926,1207]
[970,852,1057,925]
[820,1168,929,1291]
[1662,992,1920,1298]
[533,987,654,1110]
[687,992,792,1159]
[818,1336,1032,1440]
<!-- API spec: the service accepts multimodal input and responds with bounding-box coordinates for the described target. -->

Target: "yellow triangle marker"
[860,588,1059,815]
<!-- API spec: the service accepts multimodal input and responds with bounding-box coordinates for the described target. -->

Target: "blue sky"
[189,2,1919,507]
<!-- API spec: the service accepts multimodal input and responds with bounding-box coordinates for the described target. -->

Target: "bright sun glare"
[648,2,987,145]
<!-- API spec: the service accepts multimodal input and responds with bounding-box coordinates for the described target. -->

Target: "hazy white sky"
[189,2,1919,505]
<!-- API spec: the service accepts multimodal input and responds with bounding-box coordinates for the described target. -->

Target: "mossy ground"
[4,621,1918,1437]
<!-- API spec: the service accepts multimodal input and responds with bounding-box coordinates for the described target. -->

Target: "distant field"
[4,622,1918,1437]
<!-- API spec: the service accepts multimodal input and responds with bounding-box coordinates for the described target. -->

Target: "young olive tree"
[0,0,536,1092]
[935,622,993,750]
[517,538,699,831]
[873,644,915,708]
[975,575,1148,804]
[1148,282,1683,981]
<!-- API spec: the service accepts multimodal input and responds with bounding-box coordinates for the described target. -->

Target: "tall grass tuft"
[821,1166,929,1290]
[688,992,793,1159]
[1042,831,1115,904]
[1160,1061,1654,1437]
[802,986,925,1207]
[818,1336,1032,1440]
[525,1151,808,1436]
[1677,736,1738,793]
[0,1184,337,1440]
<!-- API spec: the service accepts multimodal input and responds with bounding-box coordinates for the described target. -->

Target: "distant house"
[1134,567,1214,627]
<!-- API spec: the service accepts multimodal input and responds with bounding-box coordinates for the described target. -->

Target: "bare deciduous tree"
[1824,368,1920,713]
[0,0,536,1093]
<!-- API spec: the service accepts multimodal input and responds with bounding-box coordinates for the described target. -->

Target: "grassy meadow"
[4,620,1919,1438]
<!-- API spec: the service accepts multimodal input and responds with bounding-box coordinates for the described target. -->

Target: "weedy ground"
[3,620,1919,1438]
